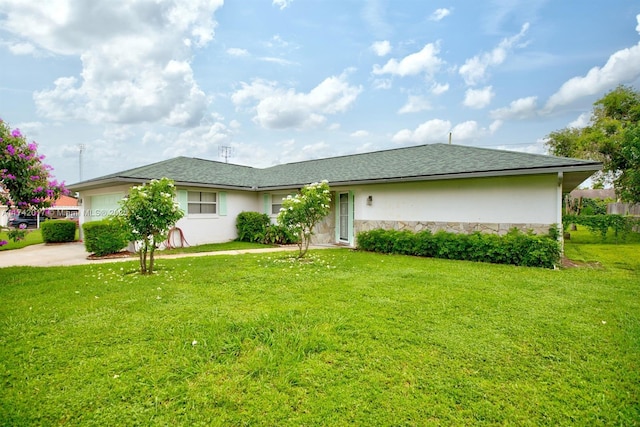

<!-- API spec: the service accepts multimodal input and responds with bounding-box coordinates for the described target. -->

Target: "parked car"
[8,213,48,228]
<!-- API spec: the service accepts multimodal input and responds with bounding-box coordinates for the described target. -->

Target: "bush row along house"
[68,143,601,246]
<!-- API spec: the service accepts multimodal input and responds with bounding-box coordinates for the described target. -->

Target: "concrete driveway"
[0,242,327,268]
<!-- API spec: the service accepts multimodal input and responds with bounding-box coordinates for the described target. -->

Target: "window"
[271,194,289,215]
[188,191,216,214]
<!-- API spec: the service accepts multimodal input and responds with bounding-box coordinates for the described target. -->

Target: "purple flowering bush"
[0,118,68,211]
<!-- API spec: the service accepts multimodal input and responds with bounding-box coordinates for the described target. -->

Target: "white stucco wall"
[77,185,261,246]
[349,174,560,225]
[174,189,258,246]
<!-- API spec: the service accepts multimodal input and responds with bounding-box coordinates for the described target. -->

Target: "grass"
[0,229,43,250]
[0,237,638,425]
[160,240,274,254]
[564,227,640,271]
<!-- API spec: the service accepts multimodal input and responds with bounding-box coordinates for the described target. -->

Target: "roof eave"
[257,164,602,191]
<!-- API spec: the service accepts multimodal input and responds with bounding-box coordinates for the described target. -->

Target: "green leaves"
[545,85,640,202]
[118,178,184,273]
[277,181,332,258]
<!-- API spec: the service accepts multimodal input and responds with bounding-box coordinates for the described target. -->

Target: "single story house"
[68,143,601,247]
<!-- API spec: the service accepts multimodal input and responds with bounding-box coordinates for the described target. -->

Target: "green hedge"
[41,220,77,243]
[82,219,128,256]
[356,228,561,268]
[236,211,270,242]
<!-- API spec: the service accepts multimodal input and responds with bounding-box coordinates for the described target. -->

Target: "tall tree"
[546,85,640,203]
[0,119,67,211]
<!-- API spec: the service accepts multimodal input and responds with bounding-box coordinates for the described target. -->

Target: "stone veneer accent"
[309,200,337,245]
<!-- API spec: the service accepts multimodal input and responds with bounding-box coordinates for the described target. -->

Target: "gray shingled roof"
[69,143,601,192]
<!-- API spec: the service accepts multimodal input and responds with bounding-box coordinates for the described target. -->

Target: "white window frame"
[271,193,290,215]
[187,191,217,215]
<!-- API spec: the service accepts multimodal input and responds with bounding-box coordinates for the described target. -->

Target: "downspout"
[557,172,564,251]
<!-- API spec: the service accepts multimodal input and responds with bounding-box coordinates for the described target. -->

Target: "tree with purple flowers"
[0,118,67,213]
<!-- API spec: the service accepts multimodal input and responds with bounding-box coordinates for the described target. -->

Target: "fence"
[608,203,640,216]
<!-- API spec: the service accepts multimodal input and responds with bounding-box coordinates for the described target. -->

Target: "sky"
[1,1,639,186]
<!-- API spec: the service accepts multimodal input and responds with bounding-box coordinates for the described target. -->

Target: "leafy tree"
[0,118,67,211]
[545,85,640,203]
[277,180,332,258]
[117,178,184,274]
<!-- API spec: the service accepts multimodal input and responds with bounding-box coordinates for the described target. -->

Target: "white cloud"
[231,72,362,129]
[490,96,537,120]
[392,118,451,144]
[158,121,233,159]
[429,8,451,21]
[371,40,392,56]
[489,119,503,134]
[459,23,529,86]
[543,37,640,112]
[451,121,481,141]
[272,0,293,10]
[398,95,431,114]
[227,47,249,57]
[351,130,370,137]
[5,0,222,127]
[568,112,591,129]
[463,86,494,109]
[637,13,640,34]
[274,140,332,164]
[430,82,449,95]
[372,78,392,90]
[258,56,298,66]
[6,41,37,55]
[373,42,443,78]
[393,118,498,144]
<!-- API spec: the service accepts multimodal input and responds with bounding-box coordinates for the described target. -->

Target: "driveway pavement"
[0,242,323,268]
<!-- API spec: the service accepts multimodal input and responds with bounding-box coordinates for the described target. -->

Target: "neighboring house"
[68,144,601,246]
[48,195,80,221]
[569,188,617,201]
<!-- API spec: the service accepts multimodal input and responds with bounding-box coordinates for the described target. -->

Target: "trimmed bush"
[236,211,270,243]
[83,219,128,256]
[357,228,561,268]
[40,220,77,243]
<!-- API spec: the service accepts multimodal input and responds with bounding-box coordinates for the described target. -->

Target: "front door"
[339,193,349,241]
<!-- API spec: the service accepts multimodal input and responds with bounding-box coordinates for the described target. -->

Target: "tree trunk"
[149,236,156,274]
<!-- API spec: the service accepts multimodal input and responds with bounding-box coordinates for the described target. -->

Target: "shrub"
[356,228,561,268]
[41,220,76,243]
[83,219,128,256]
[260,224,300,245]
[236,211,270,243]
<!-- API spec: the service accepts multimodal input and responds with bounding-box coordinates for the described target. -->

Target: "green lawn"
[0,229,44,250]
[0,238,638,425]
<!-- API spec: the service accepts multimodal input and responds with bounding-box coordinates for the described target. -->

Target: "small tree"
[277,180,331,258]
[118,178,184,274]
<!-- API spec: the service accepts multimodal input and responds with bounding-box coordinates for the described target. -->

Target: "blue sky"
[1,0,639,185]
